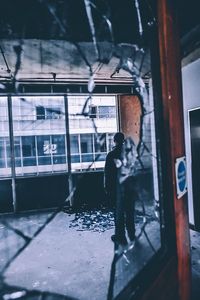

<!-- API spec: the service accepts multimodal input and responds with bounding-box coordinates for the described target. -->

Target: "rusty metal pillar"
[157,1,191,299]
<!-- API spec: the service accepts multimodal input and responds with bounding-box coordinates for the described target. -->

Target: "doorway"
[189,108,200,230]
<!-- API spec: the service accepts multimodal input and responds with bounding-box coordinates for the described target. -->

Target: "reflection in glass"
[108,78,162,299]
[68,96,117,172]
[0,1,164,299]
[70,135,80,164]
[22,136,36,167]
[0,98,11,177]
[14,137,21,167]
[11,96,67,175]
[80,134,93,154]
[52,135,66,165]
[37,135,51,166]
[99,106,116,119]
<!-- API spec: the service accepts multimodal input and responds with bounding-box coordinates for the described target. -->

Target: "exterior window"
[94,133,107,161]
[22,136,36,166]
[36,106,62,120]
[68,96,117,171]
[70,135,80,163]
[14,137,21,167]
[11,96,66,175]
[5,138,11,168]
[0,95,117,175]
[0,138,6,168]
[37,135,51,165]
[89,105,116,119]
[99,106,116,118]
[36,106,45,120]
[0,98,11,176]
[52,135,66,164]
[89,106,97,118]
[80,134,93,162]
[45,107,62,119]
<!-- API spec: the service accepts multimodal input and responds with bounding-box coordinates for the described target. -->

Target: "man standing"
[104,132,137,245]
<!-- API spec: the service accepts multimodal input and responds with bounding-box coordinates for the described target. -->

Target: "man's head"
[114,132,125,145]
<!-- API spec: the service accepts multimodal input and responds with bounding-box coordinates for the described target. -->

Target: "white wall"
[182,57,200,225]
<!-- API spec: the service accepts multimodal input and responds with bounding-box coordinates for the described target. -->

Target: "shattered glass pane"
[0,1,163,300]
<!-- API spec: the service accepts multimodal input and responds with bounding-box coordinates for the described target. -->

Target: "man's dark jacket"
[104,144,122,197]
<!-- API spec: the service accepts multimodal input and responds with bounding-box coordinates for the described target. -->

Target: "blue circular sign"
[177,161,186,192]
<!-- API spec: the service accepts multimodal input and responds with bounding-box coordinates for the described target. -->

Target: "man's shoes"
[111,234,128,245]
[129,235,135,242]
[128,230,136,243]
[111,234,117,242]
[118,237,128,246]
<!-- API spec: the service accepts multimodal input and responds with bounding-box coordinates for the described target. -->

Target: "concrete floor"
[3,210,200,299]
[0,208,161,300]
[1,211,114,300]
[0,211,200,300]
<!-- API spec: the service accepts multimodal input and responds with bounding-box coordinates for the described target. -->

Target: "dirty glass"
[0,97,11,177]
[11,96,67,175]
[68,95,117,171]
[0,1,164,300]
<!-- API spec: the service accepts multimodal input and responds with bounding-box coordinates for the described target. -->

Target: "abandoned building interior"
[0,1,200,299]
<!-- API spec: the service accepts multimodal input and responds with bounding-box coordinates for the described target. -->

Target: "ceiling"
[0,40,150,84]
[0,0,199,87]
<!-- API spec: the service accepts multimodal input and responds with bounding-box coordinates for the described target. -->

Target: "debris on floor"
[62,205,157,233]
[63,206,115,232]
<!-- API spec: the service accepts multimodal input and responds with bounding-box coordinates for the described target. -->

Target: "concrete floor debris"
[63,207,115,232]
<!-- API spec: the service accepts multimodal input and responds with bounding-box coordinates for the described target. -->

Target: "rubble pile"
[63,207,115,232]
[62,205,157,233]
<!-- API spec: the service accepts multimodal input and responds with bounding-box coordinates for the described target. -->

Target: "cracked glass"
[0,1,164,300]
